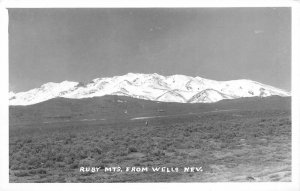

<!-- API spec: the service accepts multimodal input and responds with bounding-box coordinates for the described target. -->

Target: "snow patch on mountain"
[9,81,79,105]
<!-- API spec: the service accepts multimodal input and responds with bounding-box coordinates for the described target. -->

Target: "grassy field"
[9,109,291,182]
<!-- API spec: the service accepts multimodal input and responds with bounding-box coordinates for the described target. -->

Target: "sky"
[9,8,291,92]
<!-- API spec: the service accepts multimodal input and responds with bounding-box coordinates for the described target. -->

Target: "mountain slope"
[9,95,291,126]
[188,89,234,103]
[9,73,290,106]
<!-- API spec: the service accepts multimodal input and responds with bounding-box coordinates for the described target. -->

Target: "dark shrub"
[14,171,30,177]
[128,147,138,153]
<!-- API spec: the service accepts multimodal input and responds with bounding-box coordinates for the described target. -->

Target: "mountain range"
[9,73,290,106]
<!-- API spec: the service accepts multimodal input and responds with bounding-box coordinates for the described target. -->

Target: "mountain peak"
[9,73,290,106]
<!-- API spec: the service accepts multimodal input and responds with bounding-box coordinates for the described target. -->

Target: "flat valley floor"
[9,108,291,182]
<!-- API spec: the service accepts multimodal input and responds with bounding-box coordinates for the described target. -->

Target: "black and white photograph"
[1,0,300,190]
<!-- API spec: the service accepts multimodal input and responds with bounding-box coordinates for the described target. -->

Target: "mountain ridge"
[9,73,291,106]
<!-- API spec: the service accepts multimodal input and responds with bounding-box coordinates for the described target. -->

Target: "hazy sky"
[9,8,291,92]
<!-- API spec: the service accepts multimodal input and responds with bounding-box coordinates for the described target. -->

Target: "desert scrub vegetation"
[9,109,291,182]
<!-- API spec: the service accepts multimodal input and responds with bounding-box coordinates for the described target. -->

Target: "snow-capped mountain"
[9,73,291,106]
